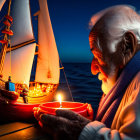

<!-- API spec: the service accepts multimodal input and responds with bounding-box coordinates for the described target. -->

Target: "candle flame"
[58,94,62,103]
[58,94,62,108]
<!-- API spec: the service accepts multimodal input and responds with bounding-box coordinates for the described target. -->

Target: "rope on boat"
[59,58,74,101]
[0,0,12,74]
[8,38,12,76]
[7,0,12,16]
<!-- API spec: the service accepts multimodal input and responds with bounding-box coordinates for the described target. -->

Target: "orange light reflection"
[28,84,53,97]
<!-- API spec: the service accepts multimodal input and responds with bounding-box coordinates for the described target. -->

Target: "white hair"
[89,5,140,53]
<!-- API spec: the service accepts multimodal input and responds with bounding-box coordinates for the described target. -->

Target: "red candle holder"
[39,101,93,120]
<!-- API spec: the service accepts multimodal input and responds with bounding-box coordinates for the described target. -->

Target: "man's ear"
[121,31,137,65]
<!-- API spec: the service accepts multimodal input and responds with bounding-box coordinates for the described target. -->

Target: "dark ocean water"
[56,63,103,116]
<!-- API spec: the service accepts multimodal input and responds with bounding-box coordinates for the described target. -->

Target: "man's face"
[90,30,121,94]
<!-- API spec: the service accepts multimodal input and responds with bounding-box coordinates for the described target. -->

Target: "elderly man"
[34,5,140,140]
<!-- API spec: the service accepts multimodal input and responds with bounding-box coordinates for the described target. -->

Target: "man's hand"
[33,108,91,140]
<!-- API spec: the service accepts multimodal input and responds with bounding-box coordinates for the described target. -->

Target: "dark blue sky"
[31,0,140,63]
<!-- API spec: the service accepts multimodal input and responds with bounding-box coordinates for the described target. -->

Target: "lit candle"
[39,101,94,120]
[58,94,62,108]
[36,90,93,120]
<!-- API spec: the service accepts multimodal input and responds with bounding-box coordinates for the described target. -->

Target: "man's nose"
[91,58,100,75]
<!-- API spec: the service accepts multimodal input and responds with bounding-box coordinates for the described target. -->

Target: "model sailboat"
[0,0,60,120]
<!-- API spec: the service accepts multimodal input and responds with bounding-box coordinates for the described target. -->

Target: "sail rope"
[8,0,12,78]
[7,0,12,16]
[0,0,12,75]
[59,58,74,101]
[8,38,12,76]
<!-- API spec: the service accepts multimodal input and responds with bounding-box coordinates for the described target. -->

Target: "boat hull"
[0,84,58,121]
[0,102,39,122]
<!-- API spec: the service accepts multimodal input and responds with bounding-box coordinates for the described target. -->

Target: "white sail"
[35,0,60,84]
[3,43,36,86]
[0,0,6,11]
[10,0,34,47]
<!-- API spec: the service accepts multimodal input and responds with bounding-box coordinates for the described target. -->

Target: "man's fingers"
[38,114,88,140]
[41,114,67,125]
[56,109,87,121]
[56,109,79,119]
[40,114,71,130]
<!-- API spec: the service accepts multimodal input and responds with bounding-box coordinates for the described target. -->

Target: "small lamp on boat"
[39,94,94,120]
[5,76,15,91]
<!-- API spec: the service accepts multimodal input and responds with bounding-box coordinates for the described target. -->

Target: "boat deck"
[0,121,52,140]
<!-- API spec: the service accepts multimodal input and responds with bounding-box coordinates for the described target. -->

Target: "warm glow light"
[58,94,62,103]
[28,84,54,97]
[58,94,62,108]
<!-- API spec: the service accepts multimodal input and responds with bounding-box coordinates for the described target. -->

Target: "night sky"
[31,0,140,63]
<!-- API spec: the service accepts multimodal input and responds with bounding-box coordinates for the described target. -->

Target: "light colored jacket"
[79,72,140,140]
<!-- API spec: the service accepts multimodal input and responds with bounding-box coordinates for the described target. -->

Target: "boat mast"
[0,0,12,75]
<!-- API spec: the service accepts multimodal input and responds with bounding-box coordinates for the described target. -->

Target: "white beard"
[98,71,117,95]
[101,79,115,95]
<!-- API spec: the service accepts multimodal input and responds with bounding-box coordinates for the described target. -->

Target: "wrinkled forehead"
[89,28,103,52]
[89,23,115,54]
[89,29,97,48]
[89,7,109,49]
